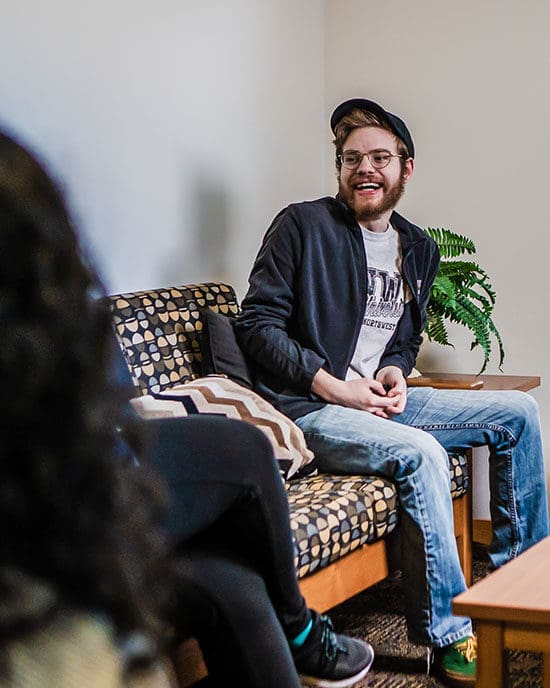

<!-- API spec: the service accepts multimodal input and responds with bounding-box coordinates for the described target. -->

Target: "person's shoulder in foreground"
[0,129,169,687]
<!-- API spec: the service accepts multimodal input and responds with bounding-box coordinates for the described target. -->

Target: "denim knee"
[508,390,540,420]
[392,430,450,482]
[491,390,541,442]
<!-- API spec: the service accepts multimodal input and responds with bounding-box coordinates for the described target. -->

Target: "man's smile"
[353,180,383,194]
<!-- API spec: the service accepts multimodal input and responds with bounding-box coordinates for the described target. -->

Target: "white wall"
[325,0,550,514]
[0,0,325,298]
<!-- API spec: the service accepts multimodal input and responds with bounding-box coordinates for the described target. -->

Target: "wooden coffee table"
[453,536,550,687]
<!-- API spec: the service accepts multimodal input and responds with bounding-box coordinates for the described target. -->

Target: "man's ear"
[403,158,414,183]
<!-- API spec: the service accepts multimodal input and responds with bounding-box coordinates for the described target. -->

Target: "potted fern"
[423,227,504,375]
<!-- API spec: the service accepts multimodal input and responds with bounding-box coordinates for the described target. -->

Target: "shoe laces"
[318,615,347,664]
[454,635,477,663]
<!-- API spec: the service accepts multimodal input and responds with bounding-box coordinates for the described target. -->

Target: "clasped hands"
[312,365,407,418]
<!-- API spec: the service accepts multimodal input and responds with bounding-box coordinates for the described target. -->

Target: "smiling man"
[235,98,549,686]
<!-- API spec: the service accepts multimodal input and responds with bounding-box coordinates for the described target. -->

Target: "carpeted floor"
[328,547,542,686]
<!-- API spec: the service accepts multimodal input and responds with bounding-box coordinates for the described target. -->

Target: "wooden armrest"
[407,376,484,390]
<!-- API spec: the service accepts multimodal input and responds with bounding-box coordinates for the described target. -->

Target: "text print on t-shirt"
[364,268,404,331]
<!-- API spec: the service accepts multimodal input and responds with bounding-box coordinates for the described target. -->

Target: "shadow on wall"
[162,171,232,287]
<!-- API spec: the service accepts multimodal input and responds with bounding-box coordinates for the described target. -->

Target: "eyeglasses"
[338,149,404,170]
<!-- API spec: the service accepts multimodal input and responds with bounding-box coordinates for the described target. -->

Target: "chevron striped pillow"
[130,376,317,481]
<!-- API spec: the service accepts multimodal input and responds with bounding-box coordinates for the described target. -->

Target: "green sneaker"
[433,635,477,687]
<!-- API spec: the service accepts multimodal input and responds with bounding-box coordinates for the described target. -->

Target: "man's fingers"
[386,395,407,415]
[371,393,401,407]
[372,409,389,419]
[369,380,387,395]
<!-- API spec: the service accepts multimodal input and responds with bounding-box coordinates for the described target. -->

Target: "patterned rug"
[328,548,542,687]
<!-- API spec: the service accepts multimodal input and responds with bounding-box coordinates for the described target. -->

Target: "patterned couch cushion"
[448,452,468,498]
[288,474,398,578]
[130,377,318,482]
[108,283,239,394]
[287,452,468,579]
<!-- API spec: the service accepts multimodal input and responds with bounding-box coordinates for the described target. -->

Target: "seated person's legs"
[140,415,308,638]
[171,549,302,688]
[296,403,472,649]
[139,415,374,687]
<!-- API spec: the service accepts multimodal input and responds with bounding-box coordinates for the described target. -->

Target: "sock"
[290,618,313,648]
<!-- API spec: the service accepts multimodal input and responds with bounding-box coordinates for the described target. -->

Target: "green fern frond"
[424,227,476,258]
[431,275,457,305]
[449,293,491,338]
[437,262,496,305]
[488,318,505,370]
[424,225,505,373]
[444,294,493,373]
[464,288,494,320]
[437,260,486,280]
[425,311,453,346]
[466,279,496,306]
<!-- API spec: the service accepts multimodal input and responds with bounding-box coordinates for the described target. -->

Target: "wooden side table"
[453,536,550,687]
[409,373,540,393]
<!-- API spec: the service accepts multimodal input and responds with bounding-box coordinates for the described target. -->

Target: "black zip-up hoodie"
[236,196,440,420]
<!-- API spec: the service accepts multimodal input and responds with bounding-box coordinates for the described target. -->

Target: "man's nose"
[356,153,375,172]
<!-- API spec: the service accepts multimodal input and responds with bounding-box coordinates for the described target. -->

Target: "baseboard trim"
[473,518,492,545]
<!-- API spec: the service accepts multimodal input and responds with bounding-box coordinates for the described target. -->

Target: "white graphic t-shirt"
[346,224,409,380]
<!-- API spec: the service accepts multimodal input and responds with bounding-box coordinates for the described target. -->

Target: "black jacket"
[236,196,440,420]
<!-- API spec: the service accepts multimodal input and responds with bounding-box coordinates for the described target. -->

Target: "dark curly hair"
[0,131,168,646]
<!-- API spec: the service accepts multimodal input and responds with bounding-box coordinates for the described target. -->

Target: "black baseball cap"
[330,98,415,159]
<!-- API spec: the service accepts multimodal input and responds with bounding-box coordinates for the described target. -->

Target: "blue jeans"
[295,387,549,647]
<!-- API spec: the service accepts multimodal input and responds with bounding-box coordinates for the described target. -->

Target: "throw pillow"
[201,310,253,389]
[130,376,317,481]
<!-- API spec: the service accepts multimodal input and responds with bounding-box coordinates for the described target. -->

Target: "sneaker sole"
[299,645,374,688]
[432,661,476,687]
[433,669,475,688]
